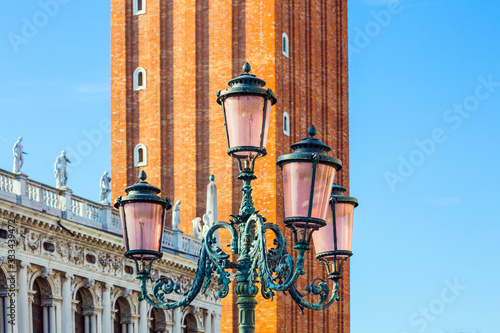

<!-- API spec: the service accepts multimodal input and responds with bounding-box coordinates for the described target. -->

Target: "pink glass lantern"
[114,171,171,263]
[277,126,342,229]
[217,62,277,160]
[313,184,358,260]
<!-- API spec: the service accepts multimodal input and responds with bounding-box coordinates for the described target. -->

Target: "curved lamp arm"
[138,222,238,310]
[287,277,340,312]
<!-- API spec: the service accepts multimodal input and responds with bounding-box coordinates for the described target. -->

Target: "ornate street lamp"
[114,63,358,333]
[313,184,358,280]
[114,171,171,273]
[216,62,277,161]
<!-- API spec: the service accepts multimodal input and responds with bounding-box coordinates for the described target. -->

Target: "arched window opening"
[32,277,52,333]
[138,72,143,87]
[283,112,290,136]
[74,288,93,333]
[282,33,289,57]
[32,279,44,333]
[138,148,144,163]
[133,0,146,15]
[115,297,132,333]
[133,67,147,91]
[75,290,85,333]
[134,144,147,167]
[149,308,166,333]
[183,313,198,333]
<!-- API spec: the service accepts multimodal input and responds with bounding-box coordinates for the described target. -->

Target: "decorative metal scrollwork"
[138,213,341,313]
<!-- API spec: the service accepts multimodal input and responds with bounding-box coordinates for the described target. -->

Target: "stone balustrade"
[0,168,201,258]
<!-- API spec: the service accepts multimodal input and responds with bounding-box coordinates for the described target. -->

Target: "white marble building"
[0,169,222,333]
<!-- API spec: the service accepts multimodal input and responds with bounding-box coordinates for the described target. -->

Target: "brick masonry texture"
[111,0,350,332]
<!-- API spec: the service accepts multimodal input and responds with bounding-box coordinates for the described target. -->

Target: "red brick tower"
[111,0,350,332]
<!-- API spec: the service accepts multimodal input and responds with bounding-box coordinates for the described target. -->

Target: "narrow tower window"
[133,0,146,15]
[283,112,290,136]
[133,67,147,91]
[134,144,147,167]
[282,33,289,57]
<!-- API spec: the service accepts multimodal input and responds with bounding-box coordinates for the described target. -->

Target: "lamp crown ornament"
[330,183,359,206]
[288,124,334,155]
[115,63,358,333]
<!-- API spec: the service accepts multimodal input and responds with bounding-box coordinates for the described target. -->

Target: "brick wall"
[110,0,350,332]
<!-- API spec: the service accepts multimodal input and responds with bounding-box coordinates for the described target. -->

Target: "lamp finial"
[242,62,251,74]
[308,125,317,137]
[139,171,147,182]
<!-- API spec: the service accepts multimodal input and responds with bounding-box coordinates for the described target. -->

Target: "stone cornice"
[0,200,199,273]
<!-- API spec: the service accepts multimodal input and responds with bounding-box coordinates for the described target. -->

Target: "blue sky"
[1,0,499,332]
[349,1,499,332]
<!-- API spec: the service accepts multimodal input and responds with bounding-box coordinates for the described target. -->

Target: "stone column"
[139,300,148,333]
[55,298,63,333]
[62,273,74,332]
[84,315,90,333]
[17,262,30,333]
[173,307,181,333]
[204,310,212,333]
[121,323,126,333]
[72,301,78,333]
[127,322,134,333]
[43,306,49,333]
[28,292,34,333]
[102,283,113,333]
[91,314,97,333]
[49,305,56,333]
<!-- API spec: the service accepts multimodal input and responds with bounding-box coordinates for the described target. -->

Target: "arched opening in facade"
[182,313,197,333]
[282,32,289,57]
[32,277,53,333]
[134,144,147,167]
[133,0,146,15]
[114,296,132,333]
[74,287,94,333]
[283,111,290,136]
[75,290,85,333]
[149,307,166,333]
[133,67,147,91]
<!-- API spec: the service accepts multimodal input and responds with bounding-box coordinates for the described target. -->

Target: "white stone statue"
[100,171,112,204]
[172,200,181,230]
[54,150,71,188]
[13,137,26,174]
[192,217,202,239]
[202,211,211,239]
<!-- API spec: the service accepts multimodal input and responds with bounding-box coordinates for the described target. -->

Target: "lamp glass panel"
[120,202,165,259]
[313,203,354,258]
[223,95,271,156]
[282,162,336,227]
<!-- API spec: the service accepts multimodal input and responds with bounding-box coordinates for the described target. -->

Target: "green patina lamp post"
[114,63,358,333]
